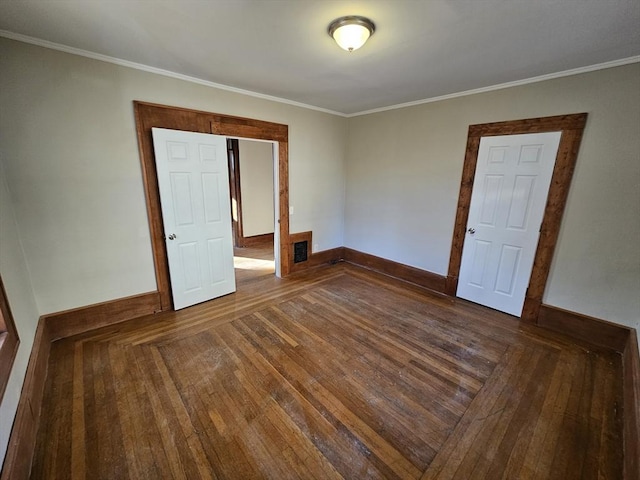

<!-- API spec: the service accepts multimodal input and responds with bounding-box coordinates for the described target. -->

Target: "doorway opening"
[446,113,588,322]
[227,137,277,286]
[134,101,290,312]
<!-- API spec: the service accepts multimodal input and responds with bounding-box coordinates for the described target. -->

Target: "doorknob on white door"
[168,234,177,240]
[467,228,476,235]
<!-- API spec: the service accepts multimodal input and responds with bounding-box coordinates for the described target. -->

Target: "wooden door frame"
[134,101,290,311]
[0,275,20,402]
[446,113,588,322]
[226,138,244,247]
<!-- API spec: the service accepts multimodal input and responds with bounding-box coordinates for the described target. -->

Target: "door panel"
[506,175,536,229]
[153,128,236,310]
[456,132,561,316]
[171,172,195,225]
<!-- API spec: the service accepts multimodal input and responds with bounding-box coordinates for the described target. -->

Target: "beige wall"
[0,38,347,316]
[238,140,275,237]
[345,63,640,336]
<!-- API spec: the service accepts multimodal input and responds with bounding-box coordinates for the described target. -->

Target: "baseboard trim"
[1,291,160,478]
[308,247,345,268]
[537,304,630,353]
[287,231,343,274]
[343,248,447,293]
[290,247,344,274]
[237,232,274,248]
[0,319,51,480]
[623,330,640,480]
[43,291,161,341]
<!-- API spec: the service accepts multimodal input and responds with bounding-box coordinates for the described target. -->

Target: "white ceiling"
[1,0,639,115]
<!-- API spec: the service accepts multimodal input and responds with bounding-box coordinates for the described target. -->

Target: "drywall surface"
[238,140,275,237]
[0,161,41,470]
[345,63,640,336]
[0,38,347,314]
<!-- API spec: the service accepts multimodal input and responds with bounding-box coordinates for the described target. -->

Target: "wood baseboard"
[2,291,160,478]
[237,232,274,248]
[288,232,344,274]
[43,291,161,341]
[290,247,344,274]
[343,248,447,293]
[307,247,344,268]
[623,330,640,480]
[537,304,630,353]
[0,319,51,480]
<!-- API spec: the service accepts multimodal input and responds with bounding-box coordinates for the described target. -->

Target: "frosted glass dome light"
[328,16,375,52]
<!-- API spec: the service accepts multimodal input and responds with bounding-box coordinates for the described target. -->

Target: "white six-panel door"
[456,132,561,316]
[152,128,236,310]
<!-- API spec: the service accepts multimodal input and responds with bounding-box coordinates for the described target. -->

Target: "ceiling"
[1,0,639,116]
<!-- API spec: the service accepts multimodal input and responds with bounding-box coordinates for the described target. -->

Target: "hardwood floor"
[31,255,623,479]
[233,244,275,286]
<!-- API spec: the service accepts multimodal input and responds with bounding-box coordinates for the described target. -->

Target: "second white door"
[456,132,561,316]
[152,128,236,310]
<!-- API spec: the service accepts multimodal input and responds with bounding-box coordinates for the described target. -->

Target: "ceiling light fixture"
[328,16,375,52]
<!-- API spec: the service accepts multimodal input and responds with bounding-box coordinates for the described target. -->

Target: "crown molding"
[0,30,347,118]
[348,55,640,117]
[2,29,638,119]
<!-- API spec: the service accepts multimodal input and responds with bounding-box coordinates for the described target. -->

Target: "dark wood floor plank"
[275,305,459,458]
[71,343,86,480]
[31,341,74,479]
[149,345,216,479]
[116,345,172,479]
[235,315,422,479]
[31,246,624,479]
[477,346,560,478]
[257,302,445,465]
[421,345,534,479]
[446,345,542,479]
[219,321,394,479]
[526,349,581,478]
[314,287,487,394]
